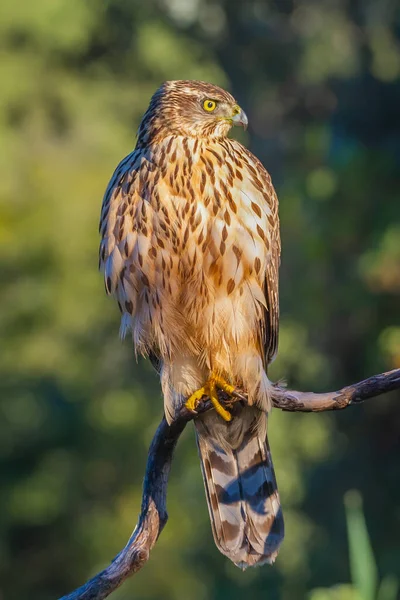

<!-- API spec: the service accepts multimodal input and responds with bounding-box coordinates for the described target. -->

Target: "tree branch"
[59,368,399,600]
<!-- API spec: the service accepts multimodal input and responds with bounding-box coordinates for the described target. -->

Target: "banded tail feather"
[195,410,284,568]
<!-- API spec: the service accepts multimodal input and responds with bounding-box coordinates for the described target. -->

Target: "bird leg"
[185,374,244,422]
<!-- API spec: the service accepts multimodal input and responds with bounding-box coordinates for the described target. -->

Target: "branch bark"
[59,368,399,600]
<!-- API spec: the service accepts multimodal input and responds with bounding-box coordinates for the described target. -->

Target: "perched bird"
[99,80,283,568]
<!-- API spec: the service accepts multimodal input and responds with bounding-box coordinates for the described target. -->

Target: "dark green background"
[1,1,399,599]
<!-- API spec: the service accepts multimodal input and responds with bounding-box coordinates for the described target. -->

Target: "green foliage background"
[0,1,399,599]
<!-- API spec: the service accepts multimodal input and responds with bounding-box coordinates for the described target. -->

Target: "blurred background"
[1,1,399,599]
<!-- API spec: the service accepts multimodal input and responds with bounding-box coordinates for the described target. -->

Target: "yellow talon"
[209,381,232,421]
[185,386,208,411]
[185,374,236,422]
[212,375,236,396]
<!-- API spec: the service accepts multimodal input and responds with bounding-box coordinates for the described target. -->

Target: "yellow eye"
[203,99,217,112]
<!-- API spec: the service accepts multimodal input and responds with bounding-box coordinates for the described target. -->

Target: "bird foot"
[185,374,240,422]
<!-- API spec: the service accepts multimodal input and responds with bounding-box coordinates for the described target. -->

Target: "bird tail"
[195,410,284,569]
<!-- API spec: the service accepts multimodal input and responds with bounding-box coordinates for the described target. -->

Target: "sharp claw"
[231,388,247,402]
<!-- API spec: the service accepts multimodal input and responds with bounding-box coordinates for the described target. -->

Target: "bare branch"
[272,368,400,412]
[59,368,399,600]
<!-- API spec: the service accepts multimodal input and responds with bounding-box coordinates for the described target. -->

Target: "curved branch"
[59,416,190,600]
[59,368,399,600]
[272,368,400,412]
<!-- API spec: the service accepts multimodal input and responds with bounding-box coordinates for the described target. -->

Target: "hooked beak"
[231,105,248,130]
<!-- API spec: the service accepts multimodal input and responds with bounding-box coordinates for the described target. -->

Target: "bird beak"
[231,105,248,130]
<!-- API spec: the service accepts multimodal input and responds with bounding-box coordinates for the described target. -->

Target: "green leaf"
[344,491,378,600]
[377,576,399,600]
[309,584,362,600]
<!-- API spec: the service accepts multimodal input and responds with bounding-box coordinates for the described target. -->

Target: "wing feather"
[239,146,281,366]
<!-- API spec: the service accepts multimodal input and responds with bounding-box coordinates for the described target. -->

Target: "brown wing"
[98,147,157,347]
[263,183,280,365]
[241,147,281,367]
[98,142,195,362]
[98,149,139,292]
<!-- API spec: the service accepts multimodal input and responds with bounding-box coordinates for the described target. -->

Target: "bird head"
[138,80,248,143]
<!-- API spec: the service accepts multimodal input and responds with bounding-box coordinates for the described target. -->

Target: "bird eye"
[203,99,217,112]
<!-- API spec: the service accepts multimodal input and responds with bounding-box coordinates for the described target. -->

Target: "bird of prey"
[99,80,283,568]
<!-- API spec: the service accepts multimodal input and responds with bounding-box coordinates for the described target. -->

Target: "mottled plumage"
[99,80,283,568]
